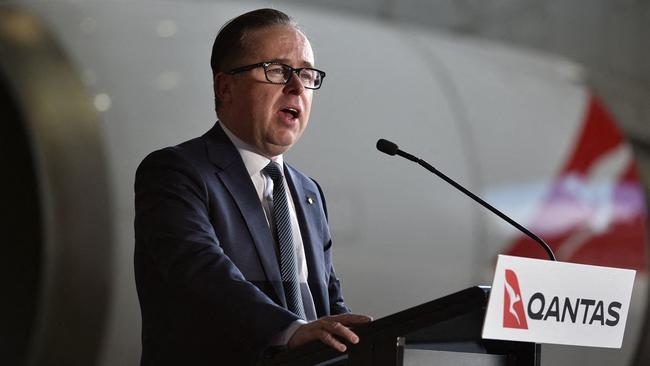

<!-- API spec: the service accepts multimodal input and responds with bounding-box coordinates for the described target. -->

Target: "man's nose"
[283,72,305,95]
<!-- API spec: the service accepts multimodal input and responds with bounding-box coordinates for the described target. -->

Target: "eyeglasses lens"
[265,64,321,89]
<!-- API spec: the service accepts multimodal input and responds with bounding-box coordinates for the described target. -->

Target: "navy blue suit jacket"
[134,123,349,365]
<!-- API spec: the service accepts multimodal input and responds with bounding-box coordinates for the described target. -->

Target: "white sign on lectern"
[482,255,635,348]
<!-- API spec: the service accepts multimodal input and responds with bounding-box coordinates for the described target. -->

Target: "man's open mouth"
[280,107,299,119]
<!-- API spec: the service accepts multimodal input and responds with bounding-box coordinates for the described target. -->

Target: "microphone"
[376,138,556,261]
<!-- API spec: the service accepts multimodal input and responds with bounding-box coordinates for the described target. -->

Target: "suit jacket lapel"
[204,124,284,305]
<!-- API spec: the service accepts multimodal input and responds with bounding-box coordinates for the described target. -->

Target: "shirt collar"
[219,121,284,177]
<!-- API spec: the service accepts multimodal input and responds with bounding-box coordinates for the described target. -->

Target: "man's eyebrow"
[269,58,314,68]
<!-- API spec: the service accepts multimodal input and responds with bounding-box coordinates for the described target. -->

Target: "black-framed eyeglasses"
[227,61,326,90]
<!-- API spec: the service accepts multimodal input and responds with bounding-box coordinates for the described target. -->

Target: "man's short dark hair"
[211,8,299,111]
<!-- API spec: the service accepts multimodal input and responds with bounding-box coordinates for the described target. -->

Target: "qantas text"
[526,292,621,326]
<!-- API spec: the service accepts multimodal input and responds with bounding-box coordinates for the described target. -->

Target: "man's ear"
[214,72,233,105]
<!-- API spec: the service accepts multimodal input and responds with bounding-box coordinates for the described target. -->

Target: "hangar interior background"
[279,0,650,193]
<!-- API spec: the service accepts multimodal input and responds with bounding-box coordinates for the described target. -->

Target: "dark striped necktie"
[263,161,306,319]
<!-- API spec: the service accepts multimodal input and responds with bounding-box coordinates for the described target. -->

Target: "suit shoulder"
[135,138,211,196]
[137,134,207,171]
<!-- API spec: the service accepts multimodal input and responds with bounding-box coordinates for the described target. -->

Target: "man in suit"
[134,8,371,365]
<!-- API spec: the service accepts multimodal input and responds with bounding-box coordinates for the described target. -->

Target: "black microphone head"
[376,139,399,156]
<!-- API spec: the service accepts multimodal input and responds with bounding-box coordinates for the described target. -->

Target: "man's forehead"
[242,25,314,66]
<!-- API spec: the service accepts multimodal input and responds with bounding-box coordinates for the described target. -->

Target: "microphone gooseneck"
[376,138,557,261]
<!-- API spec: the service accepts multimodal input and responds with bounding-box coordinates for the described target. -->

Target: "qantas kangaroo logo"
[503,269,528,329]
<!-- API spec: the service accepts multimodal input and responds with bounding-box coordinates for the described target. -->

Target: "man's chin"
[261,141,293,158]
[262,133,299,155]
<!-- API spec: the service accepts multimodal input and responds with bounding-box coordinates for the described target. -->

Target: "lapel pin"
[306,196,314,205]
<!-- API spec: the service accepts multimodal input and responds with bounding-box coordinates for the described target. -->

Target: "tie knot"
[263,161,283,183]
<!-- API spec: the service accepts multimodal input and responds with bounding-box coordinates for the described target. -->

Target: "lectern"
[266,286,540,366]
